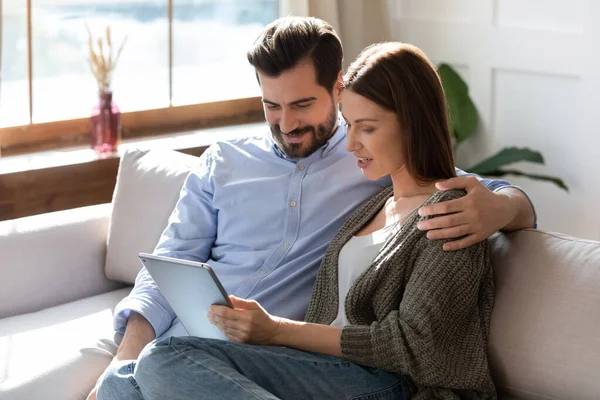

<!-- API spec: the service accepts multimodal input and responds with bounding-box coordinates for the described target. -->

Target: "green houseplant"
[438,63,568,191]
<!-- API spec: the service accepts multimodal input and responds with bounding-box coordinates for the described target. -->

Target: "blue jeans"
[97,336,408,400]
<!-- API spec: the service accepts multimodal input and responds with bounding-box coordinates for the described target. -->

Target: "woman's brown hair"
[343,42,456,184]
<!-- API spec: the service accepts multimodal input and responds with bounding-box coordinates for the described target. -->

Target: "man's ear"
[255,70,262,87]
[333,70,344,103]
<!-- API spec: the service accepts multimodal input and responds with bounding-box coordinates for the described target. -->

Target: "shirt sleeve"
[455,168,537,228]
[112,148,219,337]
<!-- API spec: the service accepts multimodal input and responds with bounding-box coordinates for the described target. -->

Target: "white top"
[330,222,397,327]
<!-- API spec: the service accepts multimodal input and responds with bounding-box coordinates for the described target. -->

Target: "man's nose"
[279,109,299,134]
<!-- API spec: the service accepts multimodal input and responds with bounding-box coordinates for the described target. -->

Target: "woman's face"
[342,89,405,181]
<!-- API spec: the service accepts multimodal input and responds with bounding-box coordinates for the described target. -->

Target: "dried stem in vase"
[86,23,127,93]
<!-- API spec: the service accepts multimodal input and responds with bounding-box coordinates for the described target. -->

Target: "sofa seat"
[0,287,131,400]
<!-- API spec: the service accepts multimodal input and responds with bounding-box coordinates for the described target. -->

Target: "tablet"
[138,253,233,341]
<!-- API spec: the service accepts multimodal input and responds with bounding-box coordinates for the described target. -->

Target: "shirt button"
[258,268,267,276]
[283,241,290,248]
[298,164,305,170]
[290,200,297,207]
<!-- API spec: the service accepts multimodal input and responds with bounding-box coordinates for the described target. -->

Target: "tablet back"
[139,253,231,341]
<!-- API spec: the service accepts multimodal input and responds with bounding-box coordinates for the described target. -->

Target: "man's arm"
[454,168,537,230]
[86,313,155,400]
[114,311,156,360]
[417,173,536,251]
[494,187,536,231]
[113,148,219,337]
[457,169,537,229]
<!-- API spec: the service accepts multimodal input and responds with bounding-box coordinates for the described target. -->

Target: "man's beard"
[270,105,338,160]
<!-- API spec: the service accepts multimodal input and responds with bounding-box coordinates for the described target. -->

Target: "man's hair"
[343,42,456,184]
[247,16,343,92]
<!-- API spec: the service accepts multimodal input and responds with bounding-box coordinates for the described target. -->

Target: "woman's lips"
[357,157,373,169]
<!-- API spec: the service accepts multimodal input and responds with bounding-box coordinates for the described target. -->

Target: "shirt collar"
[271,116,346,162]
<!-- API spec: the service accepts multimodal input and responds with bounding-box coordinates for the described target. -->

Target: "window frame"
[0,0,277,157]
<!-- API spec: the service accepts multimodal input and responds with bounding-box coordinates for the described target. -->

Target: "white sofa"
[1,148,599,400]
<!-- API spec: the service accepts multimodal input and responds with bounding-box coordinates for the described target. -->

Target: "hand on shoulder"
[417,176,517,251]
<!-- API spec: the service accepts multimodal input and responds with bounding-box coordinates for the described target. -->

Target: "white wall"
[390,0,600,240]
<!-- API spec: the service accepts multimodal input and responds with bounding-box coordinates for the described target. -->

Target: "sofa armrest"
[0,204,125,319]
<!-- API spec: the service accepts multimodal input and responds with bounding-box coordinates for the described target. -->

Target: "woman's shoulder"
[415,188,489,253]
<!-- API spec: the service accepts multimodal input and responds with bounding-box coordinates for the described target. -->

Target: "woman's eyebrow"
[341,116,378,123]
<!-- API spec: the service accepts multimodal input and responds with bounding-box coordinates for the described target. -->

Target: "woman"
[116,42,496,400]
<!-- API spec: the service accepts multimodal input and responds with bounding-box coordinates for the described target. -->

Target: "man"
[91,16,535,399]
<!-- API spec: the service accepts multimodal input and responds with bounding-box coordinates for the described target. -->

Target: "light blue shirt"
[113,122,534,338]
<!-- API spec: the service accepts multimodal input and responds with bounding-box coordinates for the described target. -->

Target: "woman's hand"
[211,296,343,356]
[208,295,284,345]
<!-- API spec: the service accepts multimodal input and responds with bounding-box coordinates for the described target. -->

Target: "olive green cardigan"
[305,187,496,400]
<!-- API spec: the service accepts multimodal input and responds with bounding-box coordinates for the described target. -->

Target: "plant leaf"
[475,169,569,191]
[468,147,544,174]
[438,63,478,143]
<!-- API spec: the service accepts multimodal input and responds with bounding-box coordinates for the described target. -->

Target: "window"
[172,1,278,105]
[1,2,29,127]
[0,0,279,153]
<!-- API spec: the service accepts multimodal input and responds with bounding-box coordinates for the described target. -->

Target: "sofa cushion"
[489,229,600,400]
[0,203,122,319]
[104,148,199,283]
[0,287,131,400]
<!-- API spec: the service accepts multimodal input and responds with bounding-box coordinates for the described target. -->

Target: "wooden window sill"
[0,97,264,156]
[0,122,266,221]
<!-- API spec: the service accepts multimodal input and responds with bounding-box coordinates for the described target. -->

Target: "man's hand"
[208,296,283,345]
[417,176,519,251]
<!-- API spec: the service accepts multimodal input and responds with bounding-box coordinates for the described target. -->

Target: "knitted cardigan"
[305,186,496,400]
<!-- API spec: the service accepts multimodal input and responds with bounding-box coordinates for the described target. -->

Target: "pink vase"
[90,90,121,157]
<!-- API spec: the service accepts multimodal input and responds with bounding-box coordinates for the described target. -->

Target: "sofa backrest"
[488,230,600,399]
[104,148,198,283]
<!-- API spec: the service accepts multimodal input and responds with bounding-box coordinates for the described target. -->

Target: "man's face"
[258,60,342,159]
